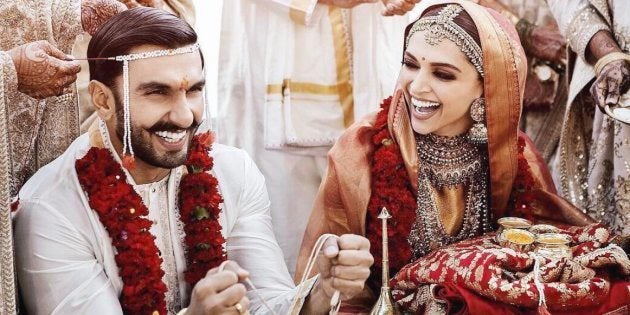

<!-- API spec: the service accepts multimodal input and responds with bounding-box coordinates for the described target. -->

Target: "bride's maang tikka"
[406,5,484,77]
[95,43,201,168]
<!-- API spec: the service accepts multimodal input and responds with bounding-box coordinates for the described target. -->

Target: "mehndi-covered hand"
[590,59,630,109]
[81,0,127,36]
[7,41,81,99]
[318,0,378,9]
[315,234,373,301]
[381,0,419,16]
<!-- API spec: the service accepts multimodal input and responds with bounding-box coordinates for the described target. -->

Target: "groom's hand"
[187,261,251,315]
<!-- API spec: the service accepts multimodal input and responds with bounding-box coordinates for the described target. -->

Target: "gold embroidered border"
[267,79,340,95]
[0,53,17,315]
[328,7,354,128]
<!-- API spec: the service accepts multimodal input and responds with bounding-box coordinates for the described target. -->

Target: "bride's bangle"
[594,52,630,76]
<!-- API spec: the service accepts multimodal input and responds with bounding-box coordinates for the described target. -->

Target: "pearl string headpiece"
[98,43,201,167]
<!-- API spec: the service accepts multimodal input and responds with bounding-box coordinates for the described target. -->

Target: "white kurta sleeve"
[13,200,123,315]
[250,0,325,26]
[225,150,315,314]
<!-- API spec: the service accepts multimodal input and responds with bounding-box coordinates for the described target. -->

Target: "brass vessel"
[535,233,572,259]
[499,228,536,253]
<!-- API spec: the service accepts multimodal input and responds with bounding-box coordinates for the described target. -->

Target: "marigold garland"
[75,132,226,314]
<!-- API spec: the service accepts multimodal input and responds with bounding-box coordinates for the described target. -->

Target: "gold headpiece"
[406,5,484,77]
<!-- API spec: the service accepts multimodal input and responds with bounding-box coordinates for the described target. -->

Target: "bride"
[295,0,611,312]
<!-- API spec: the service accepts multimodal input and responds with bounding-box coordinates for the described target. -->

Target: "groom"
[13,7,373,315]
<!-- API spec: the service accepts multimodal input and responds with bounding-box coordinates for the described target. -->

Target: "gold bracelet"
[176,308,188,315]
[594,51,630,76]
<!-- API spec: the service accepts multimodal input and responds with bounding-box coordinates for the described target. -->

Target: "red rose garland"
[179,133,226,285]
[365,97,416,289]
[507,137,539,222]
[75,132,226,315]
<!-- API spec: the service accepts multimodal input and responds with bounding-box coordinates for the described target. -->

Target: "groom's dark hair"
[87,7,203,88]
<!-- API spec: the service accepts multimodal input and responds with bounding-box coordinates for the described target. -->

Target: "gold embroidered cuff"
[594,52,630,76]
[566,5,609,62]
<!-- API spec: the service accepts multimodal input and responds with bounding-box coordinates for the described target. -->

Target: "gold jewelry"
[234,302,246,315]
[594,51,630,76]
[406,5,484,77]
[468,98,488,144]
[409,133,491,259]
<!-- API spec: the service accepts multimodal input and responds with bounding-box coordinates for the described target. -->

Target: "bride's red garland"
[364,97,538,289]
[365,97,415,288]
[75,132,226,314]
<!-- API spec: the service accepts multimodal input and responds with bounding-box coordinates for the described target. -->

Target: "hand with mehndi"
[318,0,378,9]
[381,0,420,16]
[81,0,127,36]
[7,41,81,99]
[590,59,630,109]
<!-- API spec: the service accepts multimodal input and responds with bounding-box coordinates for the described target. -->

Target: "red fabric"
[392,224,630,314]
[435,281,630,315]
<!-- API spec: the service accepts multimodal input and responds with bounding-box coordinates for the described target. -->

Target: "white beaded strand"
[112,43,201,162]
[122,59,132,157]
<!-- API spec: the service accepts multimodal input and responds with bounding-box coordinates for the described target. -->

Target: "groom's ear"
[89,80,117,121]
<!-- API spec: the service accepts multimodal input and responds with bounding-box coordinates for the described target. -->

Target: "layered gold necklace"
[408,133,492,259]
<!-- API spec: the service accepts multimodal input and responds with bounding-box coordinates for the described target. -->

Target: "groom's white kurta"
[14,131,308,314]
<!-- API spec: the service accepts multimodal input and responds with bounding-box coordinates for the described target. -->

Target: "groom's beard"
[113,93,200,169]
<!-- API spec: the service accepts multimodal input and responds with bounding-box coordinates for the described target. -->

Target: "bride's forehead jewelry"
[406,4,484,77]
[76,43,201,168]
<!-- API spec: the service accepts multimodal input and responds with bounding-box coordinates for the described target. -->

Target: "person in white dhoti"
[13,8,373,315]
[217,0,418,276]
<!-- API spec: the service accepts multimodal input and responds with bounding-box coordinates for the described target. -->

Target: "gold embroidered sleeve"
[566,4,610,63]
[52,0,83,52]
[0,51,18,315]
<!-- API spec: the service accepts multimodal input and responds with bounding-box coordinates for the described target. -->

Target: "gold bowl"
[496,217,532,242]
[529,224,560,234]
[499,228,536,253]
[497,217,532,231]
[535,233,573,259]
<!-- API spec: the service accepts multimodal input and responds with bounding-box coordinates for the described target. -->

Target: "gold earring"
[469,97,487,144]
